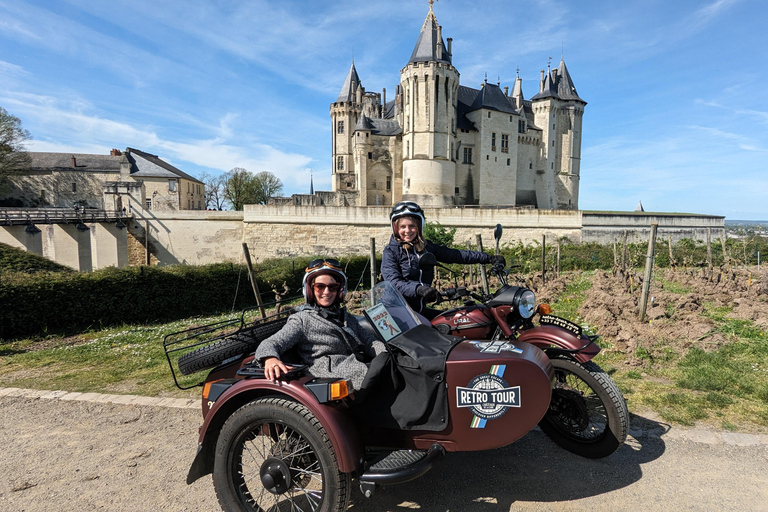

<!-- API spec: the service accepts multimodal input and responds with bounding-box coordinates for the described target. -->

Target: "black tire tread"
[177,318,288,375]
[539,357,628,458]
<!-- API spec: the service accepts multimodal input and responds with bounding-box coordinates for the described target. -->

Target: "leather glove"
[489,255,506,267]
[416,285,440,302]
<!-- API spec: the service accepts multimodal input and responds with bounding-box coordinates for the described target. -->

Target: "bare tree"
[253,171,283,204]
[0,107,32,193]
[199,171,227,210]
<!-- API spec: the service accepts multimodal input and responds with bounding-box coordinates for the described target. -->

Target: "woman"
[381,201,505,319]
[254,258,386,390]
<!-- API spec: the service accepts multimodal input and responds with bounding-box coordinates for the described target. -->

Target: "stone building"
[329,4,586,209]
[2,147,204,212]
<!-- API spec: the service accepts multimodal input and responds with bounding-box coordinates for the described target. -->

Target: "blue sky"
[1,0,766,220]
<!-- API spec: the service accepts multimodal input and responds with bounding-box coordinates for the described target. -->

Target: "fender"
[517,325,600,363]
[187,377,363,484]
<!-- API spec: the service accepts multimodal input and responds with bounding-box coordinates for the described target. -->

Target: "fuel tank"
[362,339,553,452]
[431,304,496,339]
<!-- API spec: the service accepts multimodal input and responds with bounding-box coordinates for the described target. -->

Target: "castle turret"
[330,61,363,193]
[399,4,459,206]
[531,57,586,210]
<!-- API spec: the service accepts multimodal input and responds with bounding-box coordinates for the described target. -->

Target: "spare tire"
[177,317,289,375]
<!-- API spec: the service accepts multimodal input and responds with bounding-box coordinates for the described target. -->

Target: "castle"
[329,3,585,209]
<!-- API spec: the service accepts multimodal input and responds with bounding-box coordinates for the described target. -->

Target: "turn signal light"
[202,379,222,401]
[330,380,351,400]
[538,303,552,316]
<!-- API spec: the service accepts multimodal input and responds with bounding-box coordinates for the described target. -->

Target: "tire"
[538,357,629,459]
[177,320,287,375]
[213,398,351,512]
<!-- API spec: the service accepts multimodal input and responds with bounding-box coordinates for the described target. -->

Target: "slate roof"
[354,115,402,136]
[409,7,451,64]
[467,82,518,114]
[26,152,122,172]
[126,148,202,183]
[336,61,361,103]
[530,57,586,103]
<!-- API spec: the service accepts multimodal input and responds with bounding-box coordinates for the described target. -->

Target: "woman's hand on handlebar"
[417,285,441,304]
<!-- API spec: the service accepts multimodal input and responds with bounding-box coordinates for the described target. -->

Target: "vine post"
[639,224,658,322]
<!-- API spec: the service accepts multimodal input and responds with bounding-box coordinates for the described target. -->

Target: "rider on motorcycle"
[254,258,386,389]
[381,201,505,319]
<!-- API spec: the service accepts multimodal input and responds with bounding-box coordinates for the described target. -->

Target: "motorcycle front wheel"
[538,356,629,458]
[213,397,351,512]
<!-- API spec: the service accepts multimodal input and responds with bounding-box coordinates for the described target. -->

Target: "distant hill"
[725,220,767,226]
[0,243,74,275]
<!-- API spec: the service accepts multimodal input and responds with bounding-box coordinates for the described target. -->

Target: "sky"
[1,0,766,220]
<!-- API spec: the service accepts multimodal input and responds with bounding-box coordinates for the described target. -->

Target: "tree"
[424,221,457,247]
[199,171,226,210]
[0,107,32,192]
[222,168,284,210]
[252,171,283,205]
[222,167,258,211]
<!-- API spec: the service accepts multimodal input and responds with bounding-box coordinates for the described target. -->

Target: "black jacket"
[381,235,491,313]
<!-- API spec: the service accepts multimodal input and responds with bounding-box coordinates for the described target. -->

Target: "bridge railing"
[0,208,129,227]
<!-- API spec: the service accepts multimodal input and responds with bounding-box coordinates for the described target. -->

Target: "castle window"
[551,162,554,169]
[529,162,533,169]
[488,112,491,118]
[169,180,176,192]
[518,120,526,133]
[463,147,472,164]
[386,178,391,191]
[337,121,344,134]
[501,134,509,153]
[72,183,77,192]
[491,133,496,152]
[146,198,152,210]
[486,155,489,160]
[455,187,460,194]
[552,140,555,147]
[368,152,372,160]
[337,156,344,171]
[510,116,513,122]
[407,178,411,189]
[507,158,510,166]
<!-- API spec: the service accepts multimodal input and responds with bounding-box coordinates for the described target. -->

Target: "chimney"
[110,148,122,156]
[71,156,76,168]
[382,88,386,108]
[540,70,545,93]
[436,25,443,60]
[504,86,509,96]
[447,37,452,56]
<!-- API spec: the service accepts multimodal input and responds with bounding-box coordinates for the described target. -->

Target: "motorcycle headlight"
[517,289,537,319]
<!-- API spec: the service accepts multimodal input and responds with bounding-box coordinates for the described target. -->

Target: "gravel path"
[2,387,767,512]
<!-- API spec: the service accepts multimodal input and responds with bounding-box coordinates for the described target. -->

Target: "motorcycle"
[427,224,628,458]
[163,273,626,512]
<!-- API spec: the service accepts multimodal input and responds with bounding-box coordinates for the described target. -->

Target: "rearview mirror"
[418,252,438,268]
[493,224,503,241]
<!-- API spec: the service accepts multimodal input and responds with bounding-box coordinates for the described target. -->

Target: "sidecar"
[165,281,554,512]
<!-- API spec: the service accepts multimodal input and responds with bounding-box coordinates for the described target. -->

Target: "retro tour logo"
[457,364,521,428]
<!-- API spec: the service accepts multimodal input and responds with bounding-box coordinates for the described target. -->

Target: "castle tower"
[531,57,586,209]
[330,61,363,193]
[399,4,459,206]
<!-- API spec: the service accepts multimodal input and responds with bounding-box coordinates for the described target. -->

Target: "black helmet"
[302,258,347,305]
[390,201,425,235]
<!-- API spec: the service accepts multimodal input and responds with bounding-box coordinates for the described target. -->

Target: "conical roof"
[336,61,361,103]
[636,200,645,212]
[408,6,451,64]
[511,71,524,102]
[555,58,584,102]
[531,65,557,101]
[355,114,373,131]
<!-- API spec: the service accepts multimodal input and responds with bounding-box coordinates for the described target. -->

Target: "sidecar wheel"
[539,357,628,458]
[213,397,351,512]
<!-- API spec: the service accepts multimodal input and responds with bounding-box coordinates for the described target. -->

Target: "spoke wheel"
[539,357,629,458]
[213,398,350,512]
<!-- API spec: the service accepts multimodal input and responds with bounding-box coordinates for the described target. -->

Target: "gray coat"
[253,305,386,390]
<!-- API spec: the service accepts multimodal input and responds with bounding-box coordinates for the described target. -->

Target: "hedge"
[1,255,376,340]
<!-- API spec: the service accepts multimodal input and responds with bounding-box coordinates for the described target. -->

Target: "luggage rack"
[163,298,300,390]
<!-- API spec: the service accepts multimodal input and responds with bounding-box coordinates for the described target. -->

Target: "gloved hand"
[489,255,506,267]
[416,285,440,302]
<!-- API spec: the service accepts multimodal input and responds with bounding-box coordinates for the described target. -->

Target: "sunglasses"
[306,258,342,272]
[313,283,341,293]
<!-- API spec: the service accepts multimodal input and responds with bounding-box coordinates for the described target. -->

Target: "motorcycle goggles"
[390,201,423,219]
[306,258,342,273]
